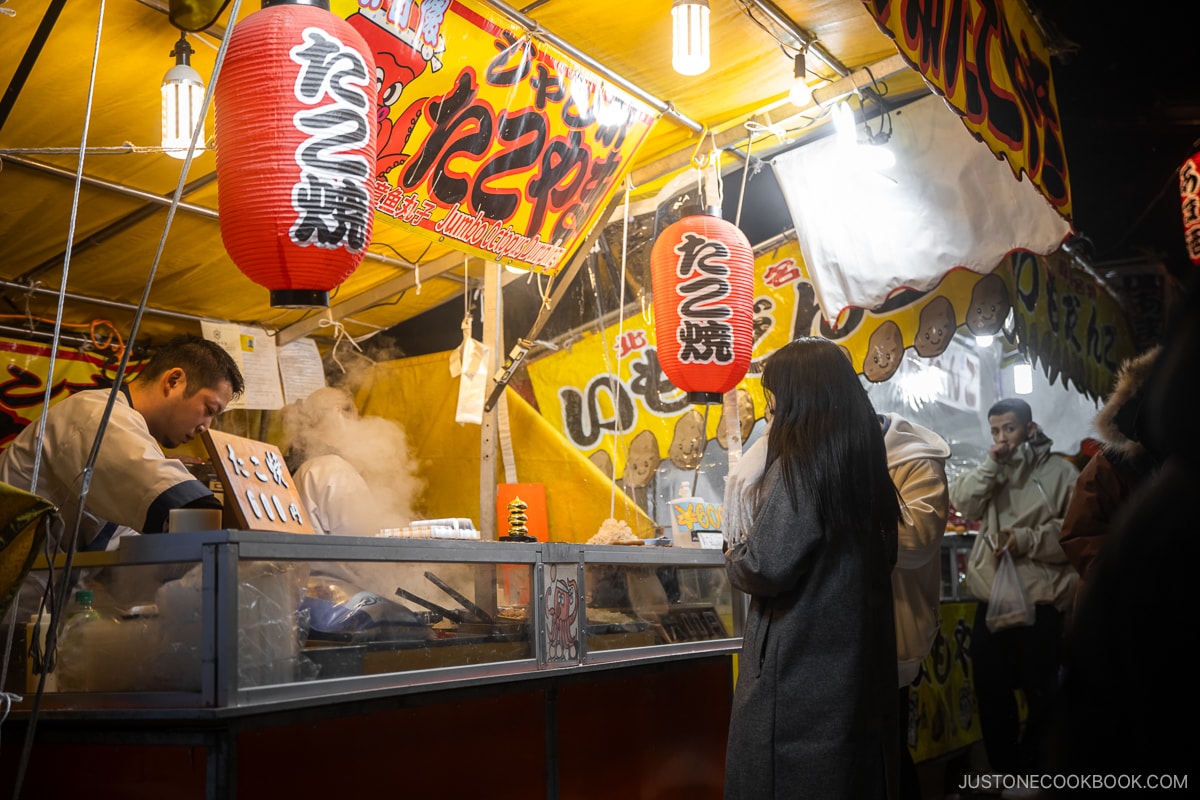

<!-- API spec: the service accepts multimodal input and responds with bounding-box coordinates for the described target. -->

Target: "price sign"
[202,429,314,534]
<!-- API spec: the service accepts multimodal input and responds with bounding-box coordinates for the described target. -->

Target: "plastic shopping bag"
[985,550,1036,632]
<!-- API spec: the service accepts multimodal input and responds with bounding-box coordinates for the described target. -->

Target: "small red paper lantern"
[1179,151,1200,266]
[215,0,377,308]
[650,212,755,404]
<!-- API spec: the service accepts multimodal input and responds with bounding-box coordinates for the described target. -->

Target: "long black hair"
[761,337,901,540]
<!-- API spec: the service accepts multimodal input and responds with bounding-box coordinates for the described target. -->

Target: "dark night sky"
[1032,3,1199,281]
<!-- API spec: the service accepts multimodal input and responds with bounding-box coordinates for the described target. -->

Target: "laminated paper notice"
[201,322,285,410]
[278,337,327,405]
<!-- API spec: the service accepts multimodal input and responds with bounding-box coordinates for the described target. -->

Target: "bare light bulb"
[161,34,205,159]
[789,52,812,107]
[672,0,710,76]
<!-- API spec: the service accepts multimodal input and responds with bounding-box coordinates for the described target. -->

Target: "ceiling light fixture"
[672,0,710,76]
[788,48,812,107]
[1014,357,1034,395]
[161,33,205,159]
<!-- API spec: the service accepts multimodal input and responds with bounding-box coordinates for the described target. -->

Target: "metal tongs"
[394,572,495,626]
[423,570,494,624]
[393,586,457,624]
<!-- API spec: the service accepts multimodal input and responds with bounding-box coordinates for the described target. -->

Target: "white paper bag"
[455,337,489,425]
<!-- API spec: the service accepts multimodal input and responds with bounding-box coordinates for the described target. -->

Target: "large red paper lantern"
[215,0,377,308]
[650,212,755,404]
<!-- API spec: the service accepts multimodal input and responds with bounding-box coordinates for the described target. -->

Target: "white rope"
[0,141,202,156]
[318,312,367,374]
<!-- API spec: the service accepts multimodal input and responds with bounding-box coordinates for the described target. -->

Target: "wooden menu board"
[201,429,315,534]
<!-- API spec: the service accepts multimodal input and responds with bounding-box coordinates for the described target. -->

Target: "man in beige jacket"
[949,398,1078,790]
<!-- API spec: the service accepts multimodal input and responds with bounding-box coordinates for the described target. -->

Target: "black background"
[1033,3,1199,281]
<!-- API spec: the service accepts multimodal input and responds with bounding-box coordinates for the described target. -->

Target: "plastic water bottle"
[56,589,101,692]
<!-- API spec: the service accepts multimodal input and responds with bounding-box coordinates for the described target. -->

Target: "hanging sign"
[861,0,1072,219]
[202,429,315,535]
[1004,249,1137,399]
[527,236,1136,496]
[1180,151,1200,266]
[330,0,658,275]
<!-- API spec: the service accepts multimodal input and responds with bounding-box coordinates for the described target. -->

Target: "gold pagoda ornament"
[501,496,536,542]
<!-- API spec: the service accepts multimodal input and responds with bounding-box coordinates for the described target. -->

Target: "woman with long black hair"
[723,337,902,800]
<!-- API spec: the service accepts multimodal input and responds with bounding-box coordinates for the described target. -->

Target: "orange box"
[496,483,548,542]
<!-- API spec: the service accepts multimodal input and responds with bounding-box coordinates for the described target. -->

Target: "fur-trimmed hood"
[1093,346,1161,459]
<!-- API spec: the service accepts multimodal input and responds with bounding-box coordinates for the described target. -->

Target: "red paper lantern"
[650,212,755,404]
[1179,151,1200,266]
[215,0,377,308]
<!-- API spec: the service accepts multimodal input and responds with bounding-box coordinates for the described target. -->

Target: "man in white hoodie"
[881,412,952,800]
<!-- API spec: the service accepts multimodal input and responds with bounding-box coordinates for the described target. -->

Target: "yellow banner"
[908,601,983,762]
[528,239,1133,494]
[0,338,126,448]
[332,0,658,274]
[861,0,1072,219]
[1004,250,1136,399]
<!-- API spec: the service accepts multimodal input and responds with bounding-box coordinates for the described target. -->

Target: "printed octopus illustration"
[545,574,578,659]
[347,2,449,181]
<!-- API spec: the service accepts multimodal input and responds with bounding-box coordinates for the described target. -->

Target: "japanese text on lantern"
[1180,153,1200,266]
[674,232,735,366]
[289,26,374,254]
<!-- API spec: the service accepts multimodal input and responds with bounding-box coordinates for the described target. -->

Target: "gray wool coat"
[724,462,899,800]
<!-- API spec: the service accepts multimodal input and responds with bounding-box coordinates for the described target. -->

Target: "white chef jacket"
[0,386,214,550]
[293,453,378,536]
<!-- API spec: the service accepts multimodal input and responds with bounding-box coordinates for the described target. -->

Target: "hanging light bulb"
[161,33,205,159]
[833,99,857,147]
[788,50,812,107]
[672,0,710,76]
[1014,360,1034,395]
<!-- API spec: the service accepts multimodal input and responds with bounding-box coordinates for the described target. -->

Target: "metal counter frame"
[21,531,743,720]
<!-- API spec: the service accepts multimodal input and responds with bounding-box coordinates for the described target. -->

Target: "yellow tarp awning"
[357,350,656,541]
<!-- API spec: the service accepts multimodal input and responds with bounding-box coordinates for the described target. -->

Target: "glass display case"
[12,531,741,713]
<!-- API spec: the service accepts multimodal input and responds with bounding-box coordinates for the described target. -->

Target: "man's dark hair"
[988,397,1033,426]
[137,334,245,398]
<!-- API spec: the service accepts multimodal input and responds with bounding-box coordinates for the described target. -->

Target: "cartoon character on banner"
[618,430,661,519]
[347,1,450,180]
[863,319,905,382]
[914,295,957,358]
[966,273,1011,338]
